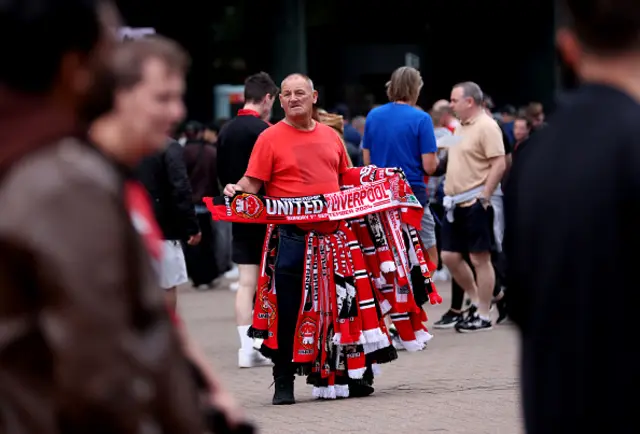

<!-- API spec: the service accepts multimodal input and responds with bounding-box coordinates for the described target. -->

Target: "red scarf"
[203,172,423,229]
[208,167,442,398]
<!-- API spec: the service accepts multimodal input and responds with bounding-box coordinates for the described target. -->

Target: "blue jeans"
[272,225,306,379]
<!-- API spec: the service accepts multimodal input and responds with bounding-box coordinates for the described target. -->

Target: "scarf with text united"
[205,167,443,398]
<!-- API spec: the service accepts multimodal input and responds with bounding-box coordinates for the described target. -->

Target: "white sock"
[238,325,254,352]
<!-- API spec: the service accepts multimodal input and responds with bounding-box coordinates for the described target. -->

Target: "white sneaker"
[433,268,451,282]
[224,266,239,280]
[391,335,406,351]
[229,282,239,292]
[238,348,272,368]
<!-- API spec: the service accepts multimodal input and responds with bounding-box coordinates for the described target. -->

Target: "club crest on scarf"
[257,283,276,329]
[232,193,265,219]
[298,318,317,351]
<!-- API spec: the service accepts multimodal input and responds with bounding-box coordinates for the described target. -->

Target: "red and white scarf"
[206,166,443,398]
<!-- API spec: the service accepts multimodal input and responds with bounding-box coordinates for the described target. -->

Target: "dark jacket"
[182,139,220,203]
[136,140,199,240]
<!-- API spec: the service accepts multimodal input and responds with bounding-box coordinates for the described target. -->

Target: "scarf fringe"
[240,166,442,398]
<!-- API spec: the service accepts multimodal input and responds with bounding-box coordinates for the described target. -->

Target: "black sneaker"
[433,310,463,329]
[496,297,509,324]
[272,377,295,405]
[465,304,478,319]
[455,314,493,333]
[348,382,375,398]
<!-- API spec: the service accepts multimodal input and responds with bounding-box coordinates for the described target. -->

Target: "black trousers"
[183,211,219,286]
[271,226,305,380]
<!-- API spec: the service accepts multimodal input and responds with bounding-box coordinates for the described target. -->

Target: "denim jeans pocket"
[275,233,306,274]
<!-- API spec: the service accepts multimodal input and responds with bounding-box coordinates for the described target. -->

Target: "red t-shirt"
[245,121,350,197]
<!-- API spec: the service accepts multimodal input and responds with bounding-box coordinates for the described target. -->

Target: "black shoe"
[272,377,295,405]
[465,304,478,319]
[496,297,509,324]
[455,313,493,333]
[348,382,374,398]
[433,310,463,329]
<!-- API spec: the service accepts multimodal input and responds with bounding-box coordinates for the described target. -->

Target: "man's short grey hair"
[281,73,314,91]
[453,81,483,105]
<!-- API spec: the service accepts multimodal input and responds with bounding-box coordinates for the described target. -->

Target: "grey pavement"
[179,279,523,434]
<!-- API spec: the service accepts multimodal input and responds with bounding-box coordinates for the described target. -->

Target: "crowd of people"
[0,0,638,433]
[174,73,548,339]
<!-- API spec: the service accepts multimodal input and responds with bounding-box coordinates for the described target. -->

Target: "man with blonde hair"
[362,66,439,266]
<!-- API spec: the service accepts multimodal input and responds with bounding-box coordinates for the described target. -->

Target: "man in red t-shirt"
[223,73,352,405]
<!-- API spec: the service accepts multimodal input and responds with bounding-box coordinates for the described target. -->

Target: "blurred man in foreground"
[506,0,640,432]
[0,1,206,432]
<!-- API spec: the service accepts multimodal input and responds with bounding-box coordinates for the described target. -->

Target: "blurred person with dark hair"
[351,115,366,138]
[331,103,362,147]
[182,120,222,289]
[505,0,640,432]
[184,119,204,141]
[314,107,359,166]
[498,104,516,145]
[204,118,228,145]
[217,71,278,368]
[525,101,546,130]
[0,3,207,432]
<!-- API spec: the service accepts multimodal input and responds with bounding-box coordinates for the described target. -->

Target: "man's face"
[513,119,530,141]
[279,75,317,120]
[450,86,472,121]
[115,58,185,153]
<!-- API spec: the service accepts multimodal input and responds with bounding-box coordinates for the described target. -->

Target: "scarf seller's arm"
[236,175,263,194]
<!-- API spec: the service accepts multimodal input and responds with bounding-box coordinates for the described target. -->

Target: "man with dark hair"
[182,120,222,289]
[505,0,640,432]
[217,71,278,368]
[204,119,223,144]
[0,2,204,432]
[500,104,516,145]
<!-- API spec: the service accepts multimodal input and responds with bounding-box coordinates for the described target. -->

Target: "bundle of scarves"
[204,166,443,399]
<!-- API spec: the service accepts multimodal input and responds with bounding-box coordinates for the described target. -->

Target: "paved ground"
[179,278,523,434]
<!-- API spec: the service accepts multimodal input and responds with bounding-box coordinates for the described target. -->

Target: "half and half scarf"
[206,166,443,398]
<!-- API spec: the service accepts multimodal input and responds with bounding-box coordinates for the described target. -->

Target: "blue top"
[363,103,437,188]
